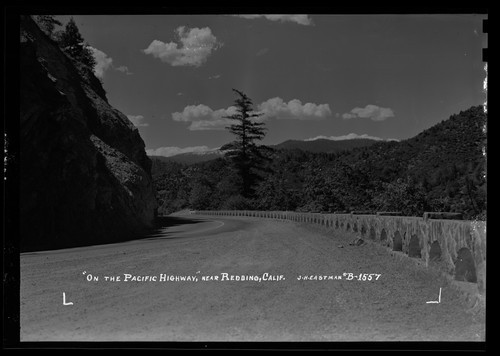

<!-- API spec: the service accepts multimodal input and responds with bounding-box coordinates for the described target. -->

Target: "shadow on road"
[153,215,205,229]
[139,215,216,241]
[21,215,209,254]
[142,215,206,239]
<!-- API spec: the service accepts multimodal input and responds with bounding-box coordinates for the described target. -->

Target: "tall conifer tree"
[221,89,272,198]
[58,17,96,70]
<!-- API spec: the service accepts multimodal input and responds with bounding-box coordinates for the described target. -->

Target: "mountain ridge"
[149,137,384,165]
[273,138,381,153]
[151,105,486,219]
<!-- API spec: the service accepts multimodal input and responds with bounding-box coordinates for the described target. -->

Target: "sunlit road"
[20,214,485,341]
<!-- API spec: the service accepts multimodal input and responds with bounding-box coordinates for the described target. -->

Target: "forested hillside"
[152,106,486,219]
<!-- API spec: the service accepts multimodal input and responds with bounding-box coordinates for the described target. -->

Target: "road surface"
[20,214,485,341]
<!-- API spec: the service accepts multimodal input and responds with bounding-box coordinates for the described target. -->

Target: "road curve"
[20,215,485,341]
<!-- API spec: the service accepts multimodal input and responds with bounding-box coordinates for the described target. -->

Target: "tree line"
[152,93,486,220]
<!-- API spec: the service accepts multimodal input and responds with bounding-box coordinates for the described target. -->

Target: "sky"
[54,14,487,157]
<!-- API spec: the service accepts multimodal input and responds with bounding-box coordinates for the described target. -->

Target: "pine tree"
[220,89,273,198]
[58,17,96,70]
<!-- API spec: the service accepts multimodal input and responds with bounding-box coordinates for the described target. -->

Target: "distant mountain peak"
[304,134,399,142]
[149,149,224,165]
[272,137,380,154]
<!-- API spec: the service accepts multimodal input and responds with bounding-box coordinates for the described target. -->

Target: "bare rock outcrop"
[20,16,157,251]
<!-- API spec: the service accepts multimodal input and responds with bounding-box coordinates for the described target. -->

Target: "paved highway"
[20,213,485,341]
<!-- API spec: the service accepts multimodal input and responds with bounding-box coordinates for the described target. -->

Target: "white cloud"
[258,97,331,120]
[146,146,219,157]
[342,104,395,121]
[88,47,133,78]
[235,15,313,26]
[208,74,221,79]
[127,115,149,127]
[143,26,221,67]
[172,104,238,130]
[115,65,133,75]
[172,97,331,130]
[88,46,113,78]
[304,133,399,142]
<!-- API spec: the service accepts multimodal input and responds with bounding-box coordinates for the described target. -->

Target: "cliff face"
[20,16,157,251]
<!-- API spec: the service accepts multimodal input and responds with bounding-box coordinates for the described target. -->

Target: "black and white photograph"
[6,7,488,347]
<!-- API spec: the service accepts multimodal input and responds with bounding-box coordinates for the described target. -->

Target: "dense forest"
[152,105,487,220]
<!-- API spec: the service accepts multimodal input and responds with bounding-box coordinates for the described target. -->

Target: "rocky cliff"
[20,16,157,251]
